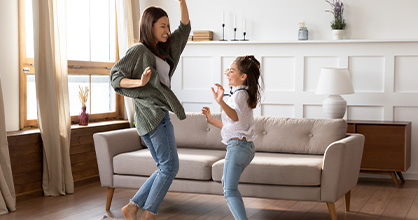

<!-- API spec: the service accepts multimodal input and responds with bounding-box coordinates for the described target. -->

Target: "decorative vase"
[79,106,89,126]
[332,29,344,40]
[298,27,308,40]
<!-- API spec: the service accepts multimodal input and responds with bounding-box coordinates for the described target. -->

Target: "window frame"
[18,0,124,129]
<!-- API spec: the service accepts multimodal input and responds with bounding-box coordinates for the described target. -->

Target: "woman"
[110,1,190,219]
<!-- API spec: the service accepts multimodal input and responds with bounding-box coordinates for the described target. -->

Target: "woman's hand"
[119,67,151,88]
[178,0,189,25]
[139,67,151,87]
[211,83,224,104]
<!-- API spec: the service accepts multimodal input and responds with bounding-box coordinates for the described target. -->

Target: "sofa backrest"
[253,116,347,154]
[170,112,347,154]
[170,112,225,150]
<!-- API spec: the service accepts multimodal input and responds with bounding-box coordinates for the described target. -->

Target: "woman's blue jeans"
[131,111,179,214]
[222,139,255,220]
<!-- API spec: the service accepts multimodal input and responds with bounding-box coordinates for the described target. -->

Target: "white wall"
[173,40,418,180]
[0,0,19,132]
[140,1,418,180]
[2,0,416,131]
[141,0,418,41]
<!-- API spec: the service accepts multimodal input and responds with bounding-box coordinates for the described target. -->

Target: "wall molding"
[174,40,418,180]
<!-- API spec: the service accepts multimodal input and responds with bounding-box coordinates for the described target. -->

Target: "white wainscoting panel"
[347,105,384,121]
[263,56,296,92]
[262,104,294,118]
[182,56,213,90]
[304,56,339,92]
[175,40,418,179]
[303,104,325,119]
[394,56,418,93]
[349,56,385,93]
[183,102,213,113]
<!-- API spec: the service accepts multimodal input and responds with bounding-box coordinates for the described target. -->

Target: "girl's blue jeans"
[131,111,179,214]
[222,139,256,220]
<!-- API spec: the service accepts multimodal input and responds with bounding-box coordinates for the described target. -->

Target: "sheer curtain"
[116,0,140,127]
[32,0,74,196]
[0,77,16,214]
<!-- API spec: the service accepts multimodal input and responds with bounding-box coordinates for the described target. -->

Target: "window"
[18,0,123,129]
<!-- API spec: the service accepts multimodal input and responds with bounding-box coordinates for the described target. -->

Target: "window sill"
[7,120,130,137]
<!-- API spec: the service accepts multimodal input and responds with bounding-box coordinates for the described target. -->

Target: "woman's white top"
[221,85,256,145]
[155,55,171,88]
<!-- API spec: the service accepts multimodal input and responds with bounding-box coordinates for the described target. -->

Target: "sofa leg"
[345,190,351,211]
[326,202,338,220]
[106,187,115,211]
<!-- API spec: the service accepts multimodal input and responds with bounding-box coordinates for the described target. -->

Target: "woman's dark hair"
[139,6,170,59]
[234,55,262,109]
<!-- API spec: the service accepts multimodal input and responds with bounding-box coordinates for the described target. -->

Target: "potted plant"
[325,0,346,40]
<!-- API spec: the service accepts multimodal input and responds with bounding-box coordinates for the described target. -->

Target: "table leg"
[390,172,402,188]
[396,171,405,183]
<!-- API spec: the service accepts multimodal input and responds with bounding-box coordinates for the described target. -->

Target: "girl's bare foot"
[121,201,139,220]
[140,210,156,220]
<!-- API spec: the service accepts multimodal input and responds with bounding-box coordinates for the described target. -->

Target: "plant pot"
[79,106,89,126]
[332,29,344,40]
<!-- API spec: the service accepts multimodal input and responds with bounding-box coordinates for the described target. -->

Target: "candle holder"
[219,23,227,41]
[231,28,238,41]
[240,32,249,41]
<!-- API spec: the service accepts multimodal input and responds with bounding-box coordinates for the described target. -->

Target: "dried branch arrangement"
[78,85,89,108]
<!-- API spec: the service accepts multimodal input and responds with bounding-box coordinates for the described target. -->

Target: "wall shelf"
[187,39,418,45]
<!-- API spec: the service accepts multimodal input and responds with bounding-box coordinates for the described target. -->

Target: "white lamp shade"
[316,67,354,95]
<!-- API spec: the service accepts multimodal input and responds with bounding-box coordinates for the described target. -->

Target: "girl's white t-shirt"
[221,85,256,145]
[155,55,171,88]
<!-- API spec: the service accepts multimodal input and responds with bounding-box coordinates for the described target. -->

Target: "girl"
[202,55,261,220]
[110,1,190,219]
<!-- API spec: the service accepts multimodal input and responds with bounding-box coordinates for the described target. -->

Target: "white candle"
[222,11,224,24]
[243,18,246,32]
[234,14,236,28]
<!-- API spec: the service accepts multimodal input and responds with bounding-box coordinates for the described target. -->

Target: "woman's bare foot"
[140,210,156,220]
[121,201,139,220]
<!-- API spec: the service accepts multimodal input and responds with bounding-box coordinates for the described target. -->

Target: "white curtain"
[0,77,16,215]
[116,0,140,127]
[32,0,74,196]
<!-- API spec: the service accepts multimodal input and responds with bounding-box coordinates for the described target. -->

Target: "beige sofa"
[93,112,365,220]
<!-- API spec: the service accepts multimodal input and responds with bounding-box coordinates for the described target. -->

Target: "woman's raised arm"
[179,0,189,25]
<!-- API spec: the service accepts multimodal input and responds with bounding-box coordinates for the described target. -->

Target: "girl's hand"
[211,83,224,104]
[202,106,223,128]
[139,67,151,87]
[201,106,212,119]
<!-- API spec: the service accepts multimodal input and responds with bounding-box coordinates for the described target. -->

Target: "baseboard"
[74,175,100,187]
[16,189,43,202]
[15,176,100,202]
[359,171,418,180]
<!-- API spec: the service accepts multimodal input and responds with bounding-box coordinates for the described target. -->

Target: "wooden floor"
[1,178,418,220]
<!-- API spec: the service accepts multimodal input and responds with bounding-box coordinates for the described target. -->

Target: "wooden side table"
[347,120,411,187]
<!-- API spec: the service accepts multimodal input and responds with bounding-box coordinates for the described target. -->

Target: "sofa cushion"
[113,148,226,180]
[212,152,323,186]
[253,117,347,154]
[170,112,225,150]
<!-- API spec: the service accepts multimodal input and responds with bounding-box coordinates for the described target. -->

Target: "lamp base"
[323,95,347,119]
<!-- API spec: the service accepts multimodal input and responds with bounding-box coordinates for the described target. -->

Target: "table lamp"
[316,67,354,119]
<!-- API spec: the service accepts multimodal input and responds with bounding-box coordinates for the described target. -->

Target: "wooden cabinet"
[347,120,411,187]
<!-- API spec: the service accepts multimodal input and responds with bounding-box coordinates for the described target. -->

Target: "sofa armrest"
[320,133,365,202]
[93,128,143,187]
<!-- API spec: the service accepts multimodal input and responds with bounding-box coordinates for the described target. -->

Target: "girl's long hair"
[139,6,170,59]
[234,55,262,109]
